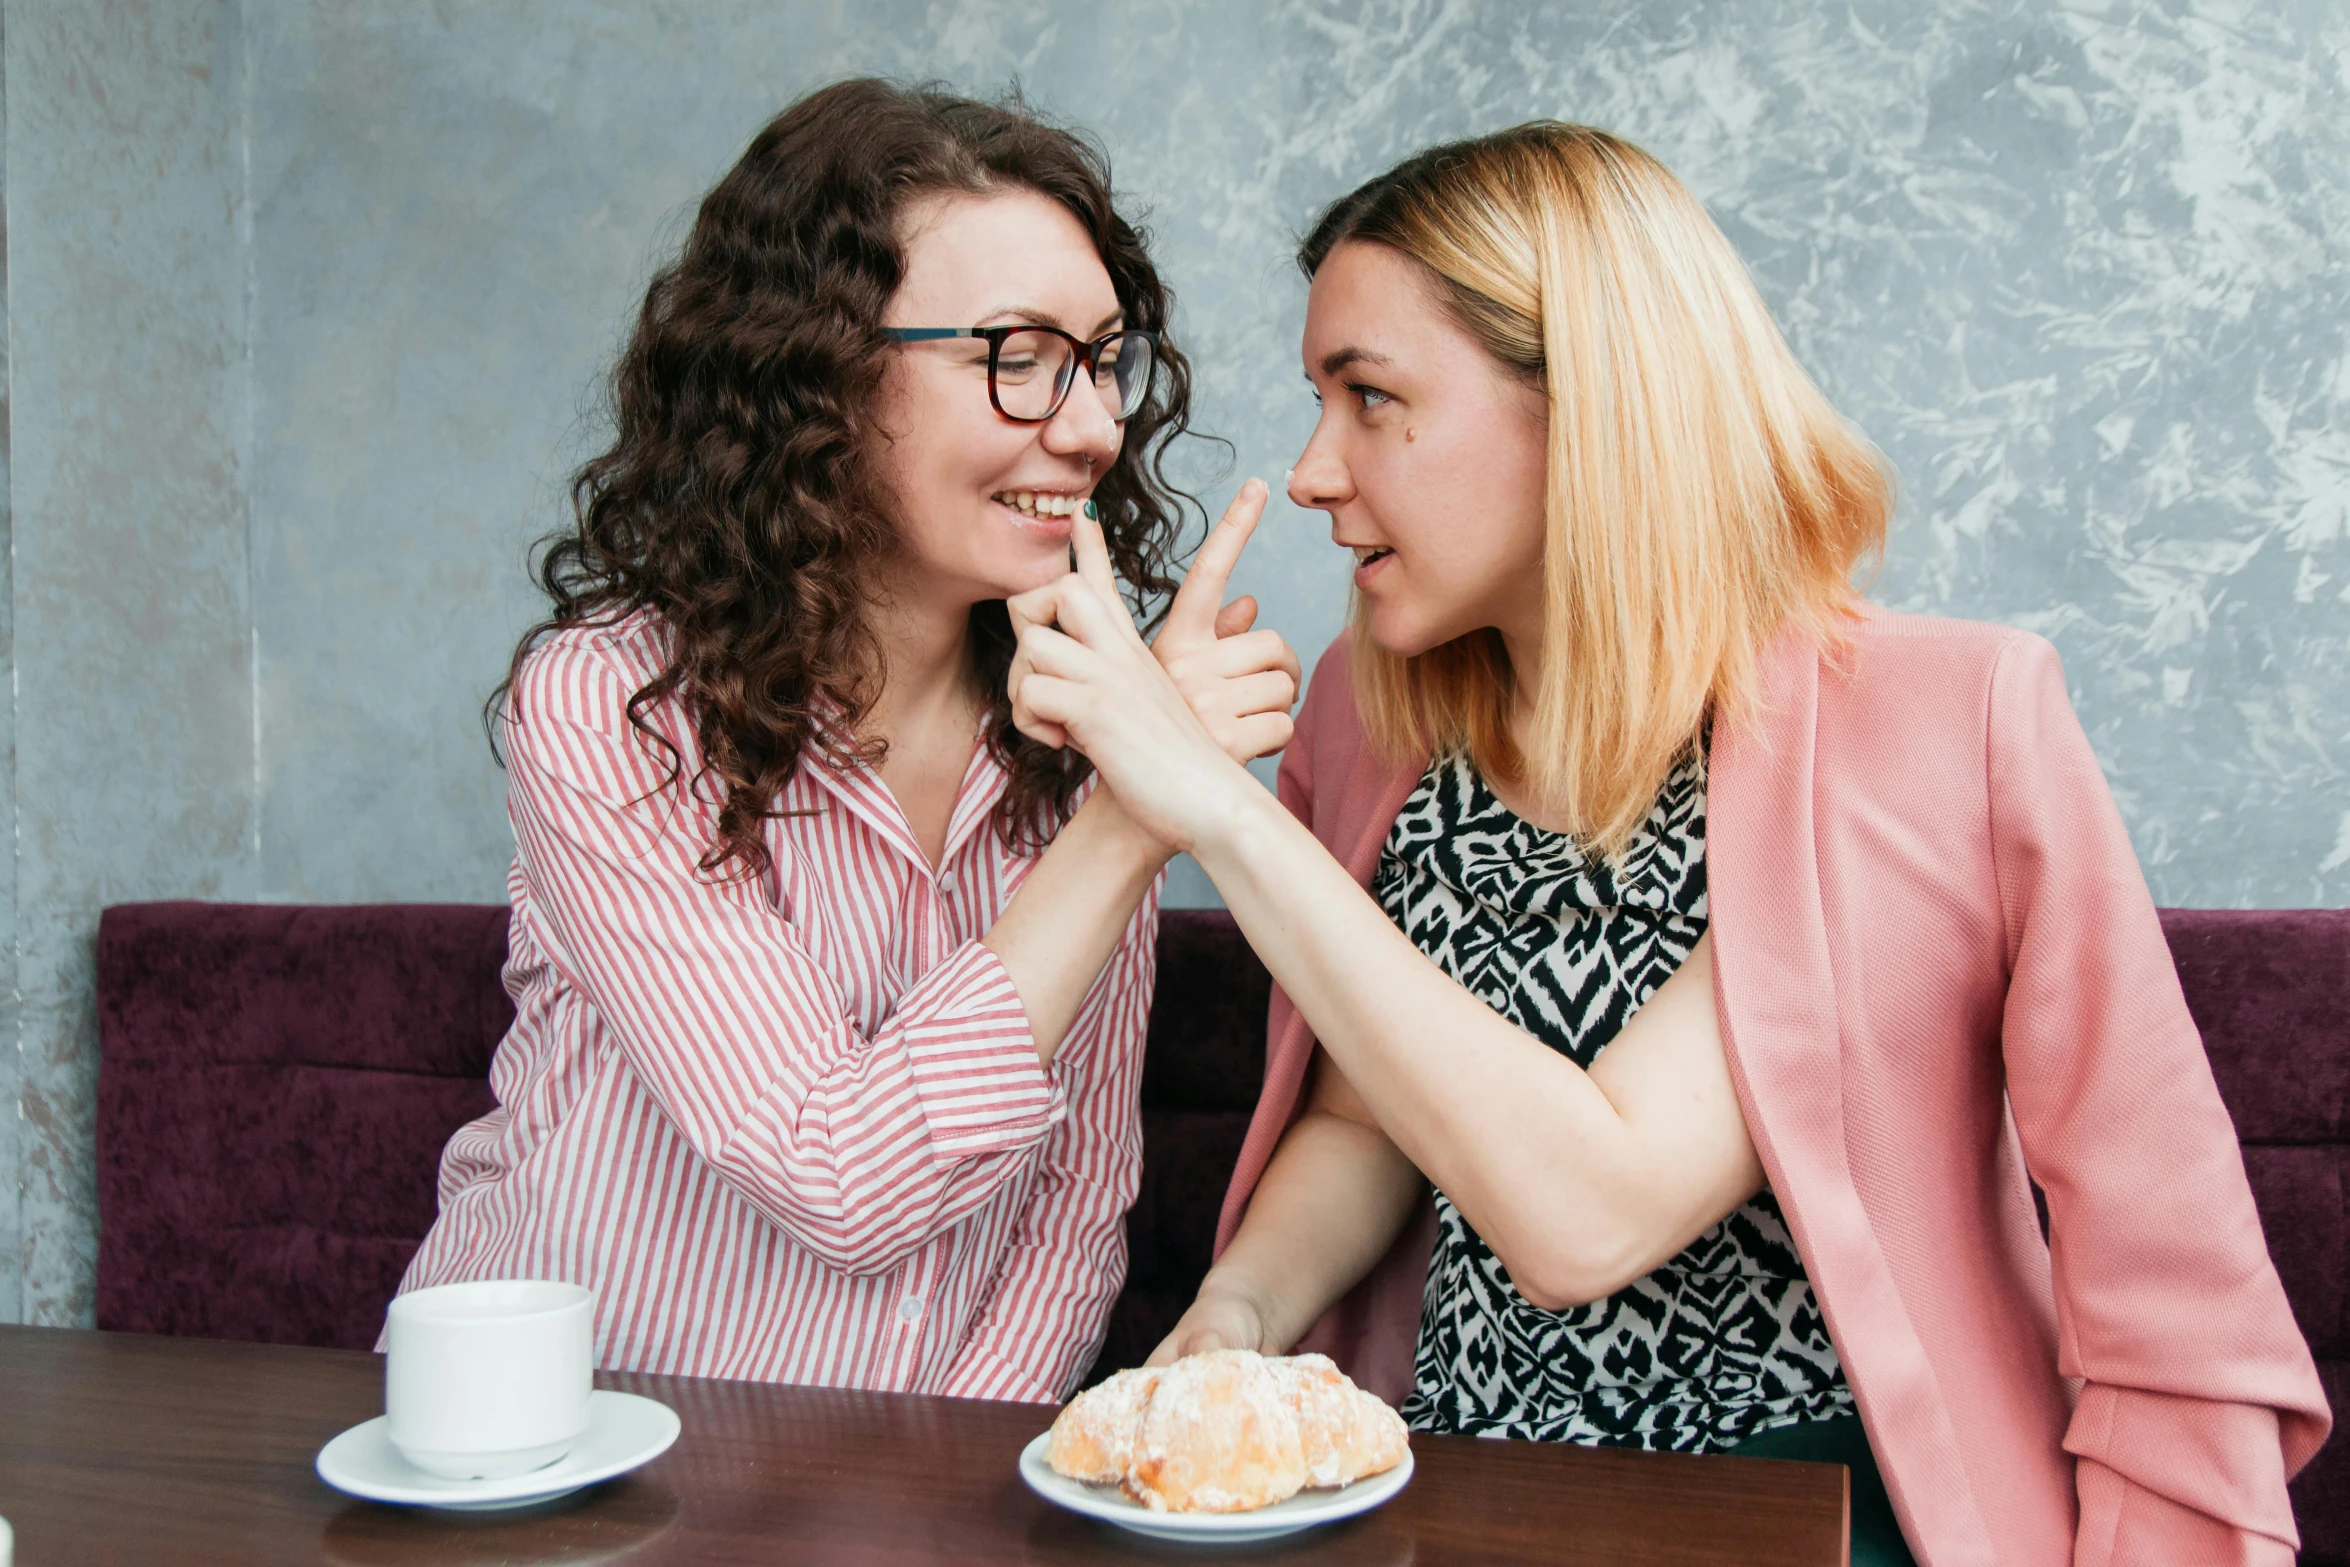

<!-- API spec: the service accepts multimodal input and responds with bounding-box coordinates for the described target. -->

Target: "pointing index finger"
[1167,479,1269,642]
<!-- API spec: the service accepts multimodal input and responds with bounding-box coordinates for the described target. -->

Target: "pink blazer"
[1215,609,2328,1565]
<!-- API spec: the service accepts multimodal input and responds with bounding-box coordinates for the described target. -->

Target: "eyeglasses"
[882,326,1159,423]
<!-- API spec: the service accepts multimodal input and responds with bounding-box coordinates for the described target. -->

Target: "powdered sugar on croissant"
[1129,1349,1306,1512]
[1045,1365,1159,1485]
[1045,1348,1409,1513]
[1267,1353,1410,1488]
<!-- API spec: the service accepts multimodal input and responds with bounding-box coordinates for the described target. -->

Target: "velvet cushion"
[92,902,2342,1559]
[2159,907,2349,1561]
[95,903,510,1349]
[90,902,1273,1369]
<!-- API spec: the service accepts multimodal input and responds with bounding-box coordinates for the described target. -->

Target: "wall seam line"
[240,0,260,874]
[2,0,19,1330]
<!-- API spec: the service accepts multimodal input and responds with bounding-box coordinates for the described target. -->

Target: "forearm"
[986,482,1287,1074]
[1191,782,1751,1305]
[984,789,1170,1065]
[1201,1110,1424,1352]
[1004,515,1751,1301]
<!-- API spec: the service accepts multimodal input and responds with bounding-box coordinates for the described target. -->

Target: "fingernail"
[1084,500,1099,520]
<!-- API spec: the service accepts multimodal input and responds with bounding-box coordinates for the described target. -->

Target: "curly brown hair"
[492,79,1203,878]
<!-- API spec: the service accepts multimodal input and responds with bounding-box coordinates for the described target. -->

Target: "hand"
[1005,508,1272,852]
[1008,481,1297,764]
[1146,1278,1272,1365]
[1149,480,1301,765]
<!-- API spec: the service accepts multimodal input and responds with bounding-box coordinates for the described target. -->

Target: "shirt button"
[937,868,956,895]
[897,1296,924,1325]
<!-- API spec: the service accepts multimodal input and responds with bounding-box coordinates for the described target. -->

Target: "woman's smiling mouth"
[992,489,1084,518]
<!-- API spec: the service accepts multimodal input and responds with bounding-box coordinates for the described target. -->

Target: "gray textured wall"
[8,0,260,1328]
[0,1,14,1335]
[5,0,2346,1324]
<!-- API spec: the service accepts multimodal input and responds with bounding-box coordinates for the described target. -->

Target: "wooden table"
[0,1325,1846,1564]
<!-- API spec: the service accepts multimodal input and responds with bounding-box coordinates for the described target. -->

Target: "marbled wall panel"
[240,0,2350,913]
[244,3,859,901]
[5,0,257,1324]
[1058,0,2350,908]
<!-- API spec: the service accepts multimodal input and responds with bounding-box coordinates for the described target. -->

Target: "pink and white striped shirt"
[395,611,1157,1401]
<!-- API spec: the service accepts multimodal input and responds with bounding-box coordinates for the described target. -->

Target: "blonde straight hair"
[1300,124,1890,856]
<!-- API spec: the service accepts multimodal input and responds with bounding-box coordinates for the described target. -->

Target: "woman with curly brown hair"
[392,79,1297,1401]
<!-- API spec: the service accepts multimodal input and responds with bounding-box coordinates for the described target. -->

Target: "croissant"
[1047,1349,1408,1513]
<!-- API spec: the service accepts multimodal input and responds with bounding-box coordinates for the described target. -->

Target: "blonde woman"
[1006,125,2327,1564]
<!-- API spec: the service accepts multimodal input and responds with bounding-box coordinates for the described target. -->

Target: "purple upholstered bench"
[90,905,1269,1369]
[94,903,2345,1559]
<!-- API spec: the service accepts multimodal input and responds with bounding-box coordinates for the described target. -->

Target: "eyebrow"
[1318,345,1392,377]
[976,305,1129,336]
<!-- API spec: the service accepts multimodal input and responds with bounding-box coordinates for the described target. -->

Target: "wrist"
[1075,785,1176,872]
[1193,1263,1282,1350]
[1181,769,1288,869]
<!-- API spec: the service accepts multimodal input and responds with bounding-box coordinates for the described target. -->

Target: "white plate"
[316,1390,679,1512]
[1018,1431,1414,1544]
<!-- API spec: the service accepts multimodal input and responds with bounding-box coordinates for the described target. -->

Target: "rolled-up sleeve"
[1986,632,2330,1562]
[504,637,1063,1277]
[942,881,1157,1403]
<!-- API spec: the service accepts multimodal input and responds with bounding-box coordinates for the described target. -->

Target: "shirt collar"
[794,701,1011,875]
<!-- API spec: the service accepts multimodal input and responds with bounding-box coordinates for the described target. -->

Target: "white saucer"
[1018,1432,1414,1544]
[317,1390,679,1511]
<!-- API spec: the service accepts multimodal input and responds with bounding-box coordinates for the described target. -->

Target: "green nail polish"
[1084,500,1099,521]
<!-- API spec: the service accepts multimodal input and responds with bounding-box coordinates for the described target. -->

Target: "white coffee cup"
[384,1279,594,1480]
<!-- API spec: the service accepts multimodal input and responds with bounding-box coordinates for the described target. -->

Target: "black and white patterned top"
[1376,749,1854,1451]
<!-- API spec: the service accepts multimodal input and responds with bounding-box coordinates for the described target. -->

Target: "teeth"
[992,491,1081,517]
[1354,546,1391,564]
